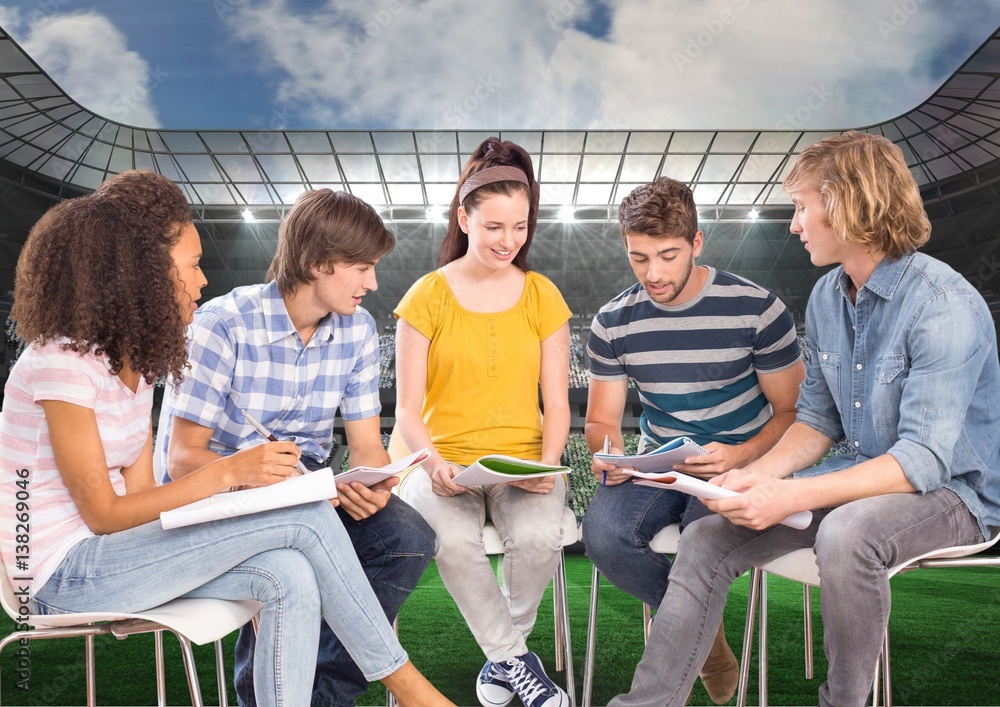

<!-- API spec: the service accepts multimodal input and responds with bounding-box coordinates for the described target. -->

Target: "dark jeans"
[235,494,435,707]
[582,481,711,607]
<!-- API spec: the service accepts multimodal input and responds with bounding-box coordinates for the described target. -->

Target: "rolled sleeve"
[339,323,381,421]
[887,290,992,493]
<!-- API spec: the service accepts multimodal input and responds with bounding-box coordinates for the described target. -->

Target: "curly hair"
[12,170,193,384]
[438,137,540,269]
[784,131,930,259]
[618,177,698,245]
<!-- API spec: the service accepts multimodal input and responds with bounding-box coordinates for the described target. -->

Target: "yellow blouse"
[394,270,571,465]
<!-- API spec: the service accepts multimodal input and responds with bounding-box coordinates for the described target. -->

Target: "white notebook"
[160,468,338,530]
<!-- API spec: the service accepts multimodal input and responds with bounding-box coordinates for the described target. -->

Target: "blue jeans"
[607,488,985,707]
[31,502,409,707]
[582,482,711,607]
[235,494,435,707]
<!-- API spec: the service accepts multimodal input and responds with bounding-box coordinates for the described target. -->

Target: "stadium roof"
[2,27,1000,224]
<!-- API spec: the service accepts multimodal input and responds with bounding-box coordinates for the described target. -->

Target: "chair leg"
[557,554,577,707]
[554,558,565,672]
[881,630,892,707]
[215,639,228,707]
[387,617,399,707]
[804,584,814,680]
[642,603,652,644]
[155,630,167,707]
[736,567,762,707]
[582,564,600,707]
[871,654,880,707]
[86,633,97,707]
[176,634,205,707]
[759,570,769,707]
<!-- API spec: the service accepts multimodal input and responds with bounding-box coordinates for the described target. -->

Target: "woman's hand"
[510,475,557,494]
[428,461,467,497]
[224,441,302,489]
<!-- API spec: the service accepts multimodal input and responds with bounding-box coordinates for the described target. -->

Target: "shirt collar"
[837,252,914,302]
[259,281,336,346]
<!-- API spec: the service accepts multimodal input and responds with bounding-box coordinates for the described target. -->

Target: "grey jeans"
[608,488,984,707]
[401,470,567,662]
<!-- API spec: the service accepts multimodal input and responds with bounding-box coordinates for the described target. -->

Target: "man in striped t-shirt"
[582,177,804,703]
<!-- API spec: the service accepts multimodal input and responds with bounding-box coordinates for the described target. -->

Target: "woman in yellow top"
[394,137,572,707]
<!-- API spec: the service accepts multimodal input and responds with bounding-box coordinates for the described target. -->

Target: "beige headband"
[458,165,530,205]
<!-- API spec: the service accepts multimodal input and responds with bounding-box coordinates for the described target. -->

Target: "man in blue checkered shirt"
[155,189,435,707]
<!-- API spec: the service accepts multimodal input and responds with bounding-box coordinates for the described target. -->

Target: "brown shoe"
[699,620,738,704]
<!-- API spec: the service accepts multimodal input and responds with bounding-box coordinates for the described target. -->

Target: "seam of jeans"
[228,564,287,707]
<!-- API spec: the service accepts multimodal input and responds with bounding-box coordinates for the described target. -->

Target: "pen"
[601,434,611,486]
[241,409,310,476]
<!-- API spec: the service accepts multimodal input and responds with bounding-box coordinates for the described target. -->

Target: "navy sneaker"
[496,652,568,707]
[476,660,515,707]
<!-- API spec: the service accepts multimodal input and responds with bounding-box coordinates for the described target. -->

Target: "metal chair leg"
[176,634,205,707]
[557,554,577,707]
[804,585,814,680]
[582,564,602,707]
[872,653,880,707]
[554,558,565,672]
[86,633,97,707]
[155,630,166,707]
[881,630,892,707]
[736,567,762,707]
[759,570,768,707]
[215,639,228,707]
[642,603,653,644]
[387,616,399,707]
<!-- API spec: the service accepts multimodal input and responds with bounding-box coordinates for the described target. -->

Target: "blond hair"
[784,131,930,259]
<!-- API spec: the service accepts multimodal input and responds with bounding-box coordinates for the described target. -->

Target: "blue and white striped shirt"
[155,281,380,480]
[588,268,800,452]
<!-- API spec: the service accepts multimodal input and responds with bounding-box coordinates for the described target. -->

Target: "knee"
[382,497,437,557]
[583,494,632,561]
[814,505,879,577]
[246,550,321,613]
[505,516,564,557]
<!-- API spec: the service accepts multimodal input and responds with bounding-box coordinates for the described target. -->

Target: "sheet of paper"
[631,471,813,530]
[334,449,430,487]
[161,468,337,530]
[593,437,708,473]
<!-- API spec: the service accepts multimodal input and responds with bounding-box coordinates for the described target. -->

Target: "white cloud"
[1,7,162,128]
[224,0,997,131]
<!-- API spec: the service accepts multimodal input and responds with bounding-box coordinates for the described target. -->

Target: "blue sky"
[0,0,997,131]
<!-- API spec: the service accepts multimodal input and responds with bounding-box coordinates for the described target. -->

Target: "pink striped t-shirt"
[0,340,153,596]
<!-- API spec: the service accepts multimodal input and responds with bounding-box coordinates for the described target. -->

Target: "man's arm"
[584,378,631,486]
[336,415,395,521]
[673,360,806,477]
[167,416,224,479]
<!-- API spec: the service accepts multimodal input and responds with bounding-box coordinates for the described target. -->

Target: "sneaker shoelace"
[486,663,510,684]
[504,658,552,703]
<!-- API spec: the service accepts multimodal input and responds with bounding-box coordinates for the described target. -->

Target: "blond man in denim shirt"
[608,131,1000,707]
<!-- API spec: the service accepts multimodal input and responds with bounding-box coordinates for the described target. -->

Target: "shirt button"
[854,440,860,447]
[492,349,497,353]
[856,364,863,370]
[492,358,497,362]
[855,401,861,408]
[822,354,829,360]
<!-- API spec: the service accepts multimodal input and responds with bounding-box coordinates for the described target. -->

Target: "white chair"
[388,505,580,707]
[0,569,261,707]
[581,523,681,707]
[735,528,1000,707]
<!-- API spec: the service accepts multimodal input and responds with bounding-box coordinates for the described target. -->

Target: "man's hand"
[336,476,398,521]
[704,469,803,530]
[671,441,754,478]
[591,447,632,486]
[510,475,557,494]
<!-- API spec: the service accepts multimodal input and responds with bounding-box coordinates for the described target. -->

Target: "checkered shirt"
[156,281,380,478]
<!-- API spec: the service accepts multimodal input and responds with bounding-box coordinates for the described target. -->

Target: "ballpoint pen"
[241,409,310,476]
[601,434,611,486]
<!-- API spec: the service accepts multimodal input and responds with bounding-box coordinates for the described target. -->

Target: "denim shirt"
[796,252,1000,538]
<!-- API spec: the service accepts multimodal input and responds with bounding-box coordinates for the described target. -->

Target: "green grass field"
[2,555,998,706]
